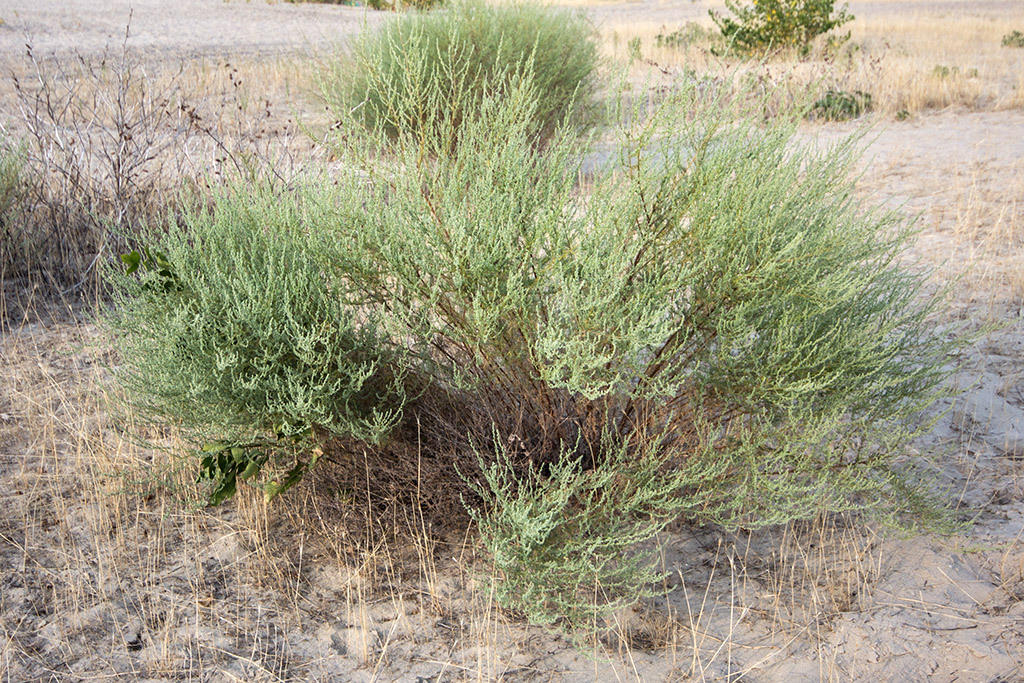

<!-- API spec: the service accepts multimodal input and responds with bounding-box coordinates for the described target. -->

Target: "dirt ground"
[1,1,1023,681]
[2,0,1021,59]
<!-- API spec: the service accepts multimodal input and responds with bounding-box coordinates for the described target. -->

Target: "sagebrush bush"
[468,430,696,632]
[319,0,598,147]
[811,88,872,120]
[327,75,960,622]
[105,183,406,502]
[110,71,962,633]
[0,140,26,277]
[1002,30,1024,48]
[711,0,853,55]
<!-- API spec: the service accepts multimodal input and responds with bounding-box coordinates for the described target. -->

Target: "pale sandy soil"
[1,1,1021,59]
[0,0,378,59]
[1,1,1023,681]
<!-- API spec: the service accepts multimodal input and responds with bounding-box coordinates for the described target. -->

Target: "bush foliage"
[105,184,405,501]
[1002,30,1024,48]
[811,88,872,120]
[711,0,853,55]
[108,70,961,632]
[319,0,598,147]
[0,140,26,275]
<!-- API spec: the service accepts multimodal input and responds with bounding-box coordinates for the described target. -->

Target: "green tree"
[711,0,853,55]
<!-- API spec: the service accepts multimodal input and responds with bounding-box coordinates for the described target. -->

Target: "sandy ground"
[1,1,1023,681]
[0,0,379,59]
[2,0,1022,60]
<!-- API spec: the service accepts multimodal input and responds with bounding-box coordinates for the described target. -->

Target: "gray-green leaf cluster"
[320,0,598,147]
[105,182,404,498]
[107,58,962,634]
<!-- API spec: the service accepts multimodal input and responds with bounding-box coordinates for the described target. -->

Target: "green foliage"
[105,183,405,504]
[319,0,598,147]
[326,74,960,620]
[810,88,872,120]
[931,65,978,79]
[468,432,692,633]
[1002,30,1024,48]
[655,22,721,50]
[627,36,643,62]
[0,140,26,274]
[111,67,963,632]
[710,0,853,55]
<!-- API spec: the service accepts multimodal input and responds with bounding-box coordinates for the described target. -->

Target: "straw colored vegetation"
[600,3,1024,117]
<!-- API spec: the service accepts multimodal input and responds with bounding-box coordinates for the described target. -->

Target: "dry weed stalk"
[1,25,317,298]
[5,36,194,292]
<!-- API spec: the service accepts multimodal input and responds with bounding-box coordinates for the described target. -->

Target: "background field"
[1,1,1023,680]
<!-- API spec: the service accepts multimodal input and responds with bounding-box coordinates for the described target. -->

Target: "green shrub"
[105,183,406,503]
[931,65,978,80]
[655,22,720,50]
[711,0,853,55]
[1002,30,1024,48]
[324,75,959,622]
[810,88,872,120]
[468,431,693,634]
[0,140,26,275]
[111,69,962,633]
[319,0,598,147]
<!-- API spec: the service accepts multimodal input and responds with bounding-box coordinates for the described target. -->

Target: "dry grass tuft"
[0,43,322,294]
[597,5,1024,118]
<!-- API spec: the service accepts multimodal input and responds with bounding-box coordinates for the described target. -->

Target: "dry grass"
[0,46,323,291]
[851,135,1024,311]
[948,161,1024,305]
[595,5,1024,118]
[6,291,980,681]
[2,287,1022,677]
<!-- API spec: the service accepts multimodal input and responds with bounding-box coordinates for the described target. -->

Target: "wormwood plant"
[105,183,405,502]
[711,0,853,55]
[1002,30,1024,48]
[320,0,597,147]
[0,140,25,275]
[318,76,960,624]
[468,430,696,633]
[810,88,872,120]
[109,71,962,633]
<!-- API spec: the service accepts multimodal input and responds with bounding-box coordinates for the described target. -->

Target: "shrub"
[810,88,872,120]
[6,44,196,289]
[469,431,693,634]
[110,70,962,633]
[711,0,853,55]
[1002,30,1024,48]
[105,183,406,503]
[5,42,313,293]
[655,22,721,50]
[323,75,959,622]
[319,0,598,148]
[0,140,26,276]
